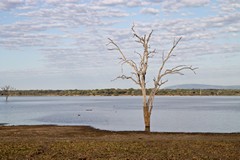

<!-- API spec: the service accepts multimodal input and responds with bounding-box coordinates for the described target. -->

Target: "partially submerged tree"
[108,25,197,132]
[1,85,14,102]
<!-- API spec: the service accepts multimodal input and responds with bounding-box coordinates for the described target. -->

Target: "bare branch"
[134,50,142,59]
[159,79,168,87]
[112,75,140,85]
[1,85,14,91]
[146,30,153,44]
[157,37,182,79]
[164,65,197,76]
[149,49,156,58]
[154,78,168,87]
[107,38,139,73]
[131,23,136,33]
[132,24,146,45]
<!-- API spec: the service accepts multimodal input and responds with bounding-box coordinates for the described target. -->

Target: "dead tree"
[107,25,197,132]
[1,85,14,102]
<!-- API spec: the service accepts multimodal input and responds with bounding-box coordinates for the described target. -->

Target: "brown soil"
[0,125,240,159]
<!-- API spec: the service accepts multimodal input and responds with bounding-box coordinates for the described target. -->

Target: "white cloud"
[180,0,210,7]
[127,1,148,7]
[0,0,24,10]
[99,0,126,6]
[151,0,210,12]
[140,7,159,15]
[97,0,148,7]
[218,0,240,12]
[44,0,79,4]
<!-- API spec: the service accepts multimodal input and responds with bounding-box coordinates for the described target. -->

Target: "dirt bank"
[0,125,239,159]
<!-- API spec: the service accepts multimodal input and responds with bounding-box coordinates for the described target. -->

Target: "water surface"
[0,96,239,133]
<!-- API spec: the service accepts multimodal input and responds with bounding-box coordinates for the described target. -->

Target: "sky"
[0,0,240,90]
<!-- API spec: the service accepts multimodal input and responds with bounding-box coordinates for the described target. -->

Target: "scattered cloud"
[98,0,126,6]
[150,0,210,12]
[180,0,210,7]
[44,0,79,4]
[140,8,159,15]
[218,0,240,12]
[96,0,149,7]
[0,0,240,88]
[127,1,149,7]
[0,0,24,10]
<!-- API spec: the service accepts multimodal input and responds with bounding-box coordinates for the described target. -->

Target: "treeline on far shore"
[1,88,240,96]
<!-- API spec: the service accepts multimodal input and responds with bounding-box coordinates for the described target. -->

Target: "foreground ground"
[0,126,240,159]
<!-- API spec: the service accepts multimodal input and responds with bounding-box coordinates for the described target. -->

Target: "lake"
[0,96,240,133]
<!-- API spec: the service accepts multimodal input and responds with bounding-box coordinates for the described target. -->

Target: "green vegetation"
[1,88,240,97]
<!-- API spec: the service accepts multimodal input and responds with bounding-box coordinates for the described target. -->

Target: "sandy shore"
[0,125,239,159]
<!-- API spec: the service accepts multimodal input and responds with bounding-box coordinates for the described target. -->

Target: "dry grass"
[0,125,240,159]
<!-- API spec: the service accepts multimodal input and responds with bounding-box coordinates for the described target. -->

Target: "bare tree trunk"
[143,104,150,132]
[1,85,14,102]
[141,83,151,132]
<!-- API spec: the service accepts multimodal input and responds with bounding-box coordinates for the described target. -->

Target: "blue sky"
[0,0,240,89]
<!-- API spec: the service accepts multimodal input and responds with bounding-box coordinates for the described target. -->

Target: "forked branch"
[107,38,139,74]
[112,74,140,85]
[147,37,197,113]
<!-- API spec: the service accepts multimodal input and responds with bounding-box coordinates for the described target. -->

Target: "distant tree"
[1,85,15,102]
[108,25,197,132]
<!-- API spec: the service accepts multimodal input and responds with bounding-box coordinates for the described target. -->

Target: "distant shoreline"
[0,123,8,126]
[1,88,240,96]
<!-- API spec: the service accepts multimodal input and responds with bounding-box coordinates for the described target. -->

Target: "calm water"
[0,96,240,133]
